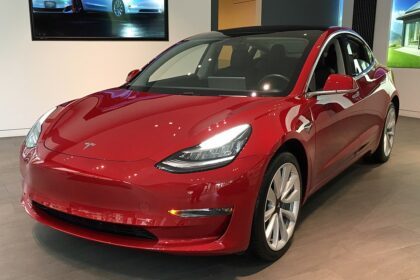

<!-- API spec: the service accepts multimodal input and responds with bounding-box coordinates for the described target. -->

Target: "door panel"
[83,0,112,12]
[310,90,367,189]
[345,36,389,155]
[309,35,380,190]
[354,69,384,139]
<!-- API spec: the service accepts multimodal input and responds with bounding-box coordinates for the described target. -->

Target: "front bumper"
[126,7,164,14]
[32,0,73,13]
[20,144,265,255]
[125,1,164,14]
[32,7,74,13]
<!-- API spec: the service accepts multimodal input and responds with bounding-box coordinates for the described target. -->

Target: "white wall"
[0,0,211,137]
[374,0,420,118]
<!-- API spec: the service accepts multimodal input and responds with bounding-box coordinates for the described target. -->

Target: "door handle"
[297,116,312,133]
[303,122,313,132]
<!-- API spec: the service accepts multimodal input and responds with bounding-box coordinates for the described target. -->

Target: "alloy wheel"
[383,106,396,157]
[264,162,301,251]
[113,0,125,17]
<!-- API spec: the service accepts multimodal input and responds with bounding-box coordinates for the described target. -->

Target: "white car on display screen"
[32,0,74,13]
[79,0,165,17]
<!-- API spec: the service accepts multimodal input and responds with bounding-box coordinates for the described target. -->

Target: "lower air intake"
[33,201,157,240]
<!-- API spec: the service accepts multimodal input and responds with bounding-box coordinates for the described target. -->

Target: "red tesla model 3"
[20,26,399,261]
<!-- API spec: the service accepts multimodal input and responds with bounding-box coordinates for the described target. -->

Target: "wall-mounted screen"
[29,0,168,40]
[388,0,420,68]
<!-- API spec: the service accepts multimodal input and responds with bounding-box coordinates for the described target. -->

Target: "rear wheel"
[112,0,126,18]
[250,152,302,261]
[368,104,397,163]
[72,0,84,13]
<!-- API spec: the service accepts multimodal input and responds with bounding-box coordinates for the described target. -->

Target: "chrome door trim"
[306,88,359,98]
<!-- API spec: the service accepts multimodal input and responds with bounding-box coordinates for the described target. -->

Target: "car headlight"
[157,124,251,173]
[25,107,56,148]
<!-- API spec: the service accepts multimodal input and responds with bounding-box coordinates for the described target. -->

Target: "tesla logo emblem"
[83,142,96,150]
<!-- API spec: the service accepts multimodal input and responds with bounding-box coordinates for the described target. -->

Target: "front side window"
[343,37,372,76]
[308,37,347,91]
[128,30,322,97]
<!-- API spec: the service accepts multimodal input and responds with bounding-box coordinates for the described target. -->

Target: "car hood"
[44,88,280,162]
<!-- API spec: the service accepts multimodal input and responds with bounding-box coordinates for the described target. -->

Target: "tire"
[112,0,126,18]
[250,152,302,261]
[72,0,84,13]
[367,104,397,163]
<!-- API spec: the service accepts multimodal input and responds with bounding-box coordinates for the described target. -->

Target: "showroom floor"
[1,117,420,280]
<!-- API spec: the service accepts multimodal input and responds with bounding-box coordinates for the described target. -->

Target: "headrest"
[270,44,287,58]
[231,48,251,69]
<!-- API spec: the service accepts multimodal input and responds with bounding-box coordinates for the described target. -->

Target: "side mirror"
[307,74,359,98]
[126,69,140,83]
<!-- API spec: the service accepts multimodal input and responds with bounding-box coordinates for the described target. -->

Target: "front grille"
[33,201,157,240]
[33,8,64,12]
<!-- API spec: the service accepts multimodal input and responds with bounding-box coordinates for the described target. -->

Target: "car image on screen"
[78,0,165,17]
[32,0,74,13]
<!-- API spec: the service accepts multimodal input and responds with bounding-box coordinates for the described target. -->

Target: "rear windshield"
[128,30,322,97]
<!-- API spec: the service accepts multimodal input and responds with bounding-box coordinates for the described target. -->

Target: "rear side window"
[343,37,372,76]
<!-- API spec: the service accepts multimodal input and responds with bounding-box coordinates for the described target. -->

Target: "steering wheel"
[258,74,290,91]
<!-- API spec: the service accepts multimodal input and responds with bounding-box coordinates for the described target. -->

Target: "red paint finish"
[20,27,399,255]
[323,74,358,91]
[126,69,140,83]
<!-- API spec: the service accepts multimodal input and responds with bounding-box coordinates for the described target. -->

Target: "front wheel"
[368,104,397,163]
[250,152,302,261]
[112,0,126,18]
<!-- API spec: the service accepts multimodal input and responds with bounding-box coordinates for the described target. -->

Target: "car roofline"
[186,26,339,40]
[219,25,331,36]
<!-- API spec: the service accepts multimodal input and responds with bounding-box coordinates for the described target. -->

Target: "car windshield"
[128,30,322,97]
